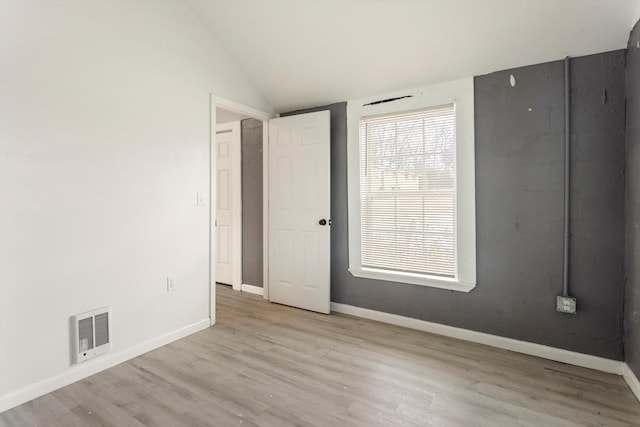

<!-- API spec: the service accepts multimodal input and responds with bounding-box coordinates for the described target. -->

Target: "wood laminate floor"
[2,285,640,426]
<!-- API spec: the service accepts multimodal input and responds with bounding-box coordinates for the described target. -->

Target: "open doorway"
[214,109,246,292]
[209,98,332,324]
[210,97,272,325]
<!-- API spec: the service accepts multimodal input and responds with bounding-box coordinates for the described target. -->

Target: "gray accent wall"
[241,118,263,287]
[626,22,640,376]
[283,50,626,360]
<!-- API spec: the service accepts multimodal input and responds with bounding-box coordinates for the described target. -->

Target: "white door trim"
[210,95,274,326]
[214,95,273,122]
[262,120,270,300]
[215,121,242,292]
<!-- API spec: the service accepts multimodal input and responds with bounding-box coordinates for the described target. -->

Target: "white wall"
[0,0,272,410]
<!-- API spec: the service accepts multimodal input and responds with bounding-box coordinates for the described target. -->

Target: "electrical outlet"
[167,276,177,292]
[556,295,576,314]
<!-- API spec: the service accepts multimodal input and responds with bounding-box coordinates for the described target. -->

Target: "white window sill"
[348,267,476,293]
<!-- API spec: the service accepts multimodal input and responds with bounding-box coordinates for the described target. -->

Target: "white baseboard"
[0,318,210,414]
[330,302,624,375]
[4,303,638,412]
[623,363,640,403]
[241,283,264,296]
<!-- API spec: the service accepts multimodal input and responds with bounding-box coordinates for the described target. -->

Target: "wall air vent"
[71,307,111,364]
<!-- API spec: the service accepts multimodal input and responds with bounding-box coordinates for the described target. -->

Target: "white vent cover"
[71,307,111,364]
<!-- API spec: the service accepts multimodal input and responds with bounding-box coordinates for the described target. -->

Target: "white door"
[268,111,331,314]
[216,122,242,289]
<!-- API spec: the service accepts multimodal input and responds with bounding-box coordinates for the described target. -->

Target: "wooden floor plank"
[2,284,639,426]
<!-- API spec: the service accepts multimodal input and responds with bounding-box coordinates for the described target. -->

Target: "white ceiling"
[188,0,639,113]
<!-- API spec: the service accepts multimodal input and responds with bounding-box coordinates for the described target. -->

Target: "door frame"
[209,94,273,325]
[215,121,242,292]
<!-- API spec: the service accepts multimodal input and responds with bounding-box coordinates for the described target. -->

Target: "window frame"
[347,78,476,292]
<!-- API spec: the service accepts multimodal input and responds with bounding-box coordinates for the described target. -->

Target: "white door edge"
[262,120,270,300]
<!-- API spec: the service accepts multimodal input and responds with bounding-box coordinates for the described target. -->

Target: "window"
[360,105,456,277]
[347,79,476,292]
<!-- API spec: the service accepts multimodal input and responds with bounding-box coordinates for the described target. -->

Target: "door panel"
[268,111,330,314]
[215,124,240,287]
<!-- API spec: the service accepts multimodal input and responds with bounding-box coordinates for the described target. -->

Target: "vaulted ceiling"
[187,0,640,113]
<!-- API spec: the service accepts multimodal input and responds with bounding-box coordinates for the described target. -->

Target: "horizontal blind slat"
[360,104,456,278]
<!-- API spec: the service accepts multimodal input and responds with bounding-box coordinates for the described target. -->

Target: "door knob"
[319,219,327,226]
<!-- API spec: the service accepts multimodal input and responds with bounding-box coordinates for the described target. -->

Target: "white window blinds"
[359,105,456,278]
